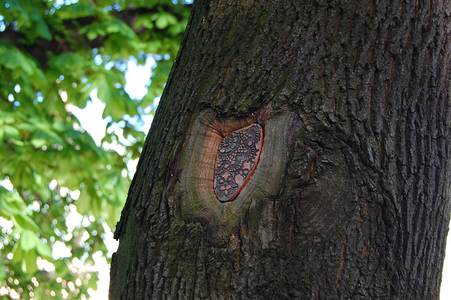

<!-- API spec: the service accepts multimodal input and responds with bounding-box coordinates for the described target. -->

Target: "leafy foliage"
[0,0,190,298]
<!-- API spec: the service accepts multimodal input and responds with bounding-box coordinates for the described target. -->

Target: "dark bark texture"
[110,1,450,299]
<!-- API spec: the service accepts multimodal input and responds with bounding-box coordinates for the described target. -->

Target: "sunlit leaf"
[24,251,38,275]
[14,215,40,232]
[0,261,6,281]
[20,230,38,251]
[36,240,52,259]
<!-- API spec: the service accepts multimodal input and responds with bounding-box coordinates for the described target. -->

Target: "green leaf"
[14,214,40,232]
[24,251,38,275]
[134,15,154,30]
[0,45,35,75]
[0,261,6,281]
[50,52,86,74]
[57,1,97,20]
[3,125,21,140]
[81,19,136,40]
[31,128,65,147]
[0,45,46,88]
[87,272,98,289]
[20,230,38,251]
[156,15,169,29]
[155,12,177,29]
[76,190,91,214]
[54,260,70,278]
[32,15,52,40]
[95,74,113,103]
[0,189,27,216]
[36,240,52,258]
[12,243,24,263]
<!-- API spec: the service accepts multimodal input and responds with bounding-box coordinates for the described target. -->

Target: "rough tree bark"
[110,1,450,299]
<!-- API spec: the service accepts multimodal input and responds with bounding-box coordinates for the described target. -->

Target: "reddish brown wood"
[213,123,264,202]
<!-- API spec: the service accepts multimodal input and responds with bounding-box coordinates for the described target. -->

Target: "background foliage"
[0,0,190,298]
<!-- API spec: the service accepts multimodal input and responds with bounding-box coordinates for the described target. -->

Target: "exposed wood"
[213,123,264,203]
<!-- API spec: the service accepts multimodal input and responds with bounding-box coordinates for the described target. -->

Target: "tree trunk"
[110,1,450,299]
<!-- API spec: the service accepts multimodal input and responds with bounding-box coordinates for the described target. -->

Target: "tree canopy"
[0,0,190,298]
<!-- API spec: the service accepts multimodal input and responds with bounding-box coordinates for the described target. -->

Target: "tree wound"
[177,108,295,223]
[214,124,263,203]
